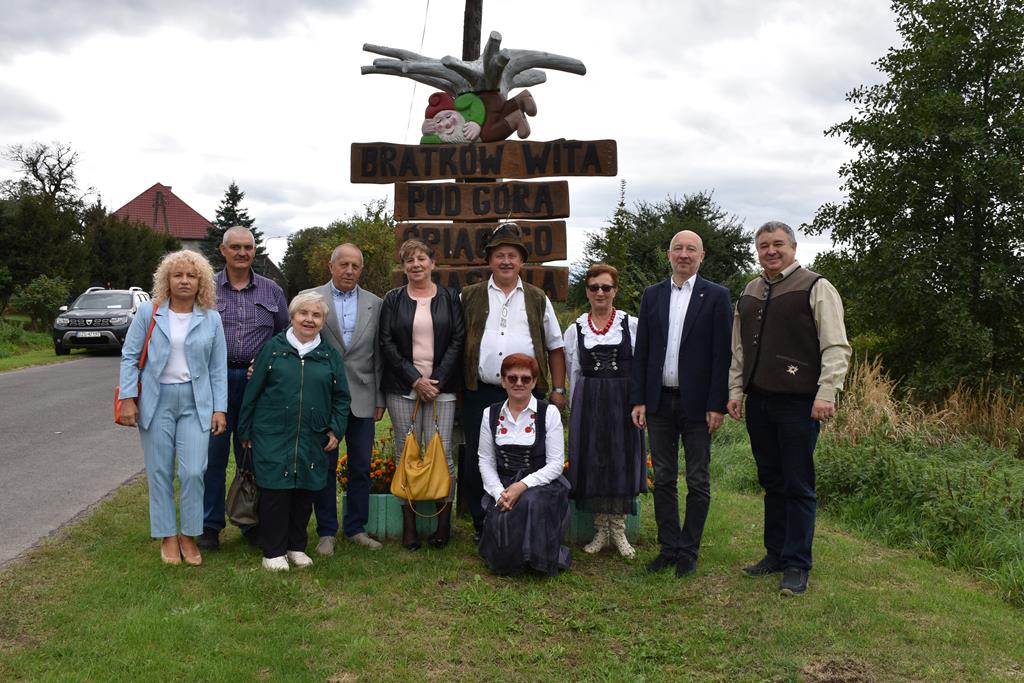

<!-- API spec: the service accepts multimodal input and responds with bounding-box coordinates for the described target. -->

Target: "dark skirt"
[478,473,572,576]
[567,375,647,514]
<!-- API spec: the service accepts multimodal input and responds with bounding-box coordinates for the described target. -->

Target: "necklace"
[587,307,616,335]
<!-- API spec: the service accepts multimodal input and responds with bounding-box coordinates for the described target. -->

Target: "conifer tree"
[203,181,269,272]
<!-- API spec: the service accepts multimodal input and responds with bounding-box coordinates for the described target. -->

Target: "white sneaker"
[347,532,383,550]
[316,536,336,556]
[286,551,314,568]
[261,555,289,572]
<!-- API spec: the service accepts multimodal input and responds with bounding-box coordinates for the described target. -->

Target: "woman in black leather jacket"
[379,239,466,549]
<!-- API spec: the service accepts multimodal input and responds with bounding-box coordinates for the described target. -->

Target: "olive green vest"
[462,280,551,392]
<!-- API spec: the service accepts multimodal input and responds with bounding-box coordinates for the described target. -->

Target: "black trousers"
[460,383,511,532]
[646,389,712,562]
[259,487,316,558]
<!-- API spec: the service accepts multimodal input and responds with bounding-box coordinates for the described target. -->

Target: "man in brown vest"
[727,221,851,596]
[461,224,567,541]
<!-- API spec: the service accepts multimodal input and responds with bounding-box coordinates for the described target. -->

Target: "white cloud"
[0,0,900,273]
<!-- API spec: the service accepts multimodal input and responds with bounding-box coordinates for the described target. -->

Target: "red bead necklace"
[587,307,616,335]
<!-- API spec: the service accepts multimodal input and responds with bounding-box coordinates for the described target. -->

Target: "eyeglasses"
[587,284,615,293]
[504,374,534,385]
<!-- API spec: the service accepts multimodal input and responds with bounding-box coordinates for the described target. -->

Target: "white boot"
[583,514,610,554]
[609,515,635,559]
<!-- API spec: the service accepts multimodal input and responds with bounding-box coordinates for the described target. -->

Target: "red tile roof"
[113,183,213,240]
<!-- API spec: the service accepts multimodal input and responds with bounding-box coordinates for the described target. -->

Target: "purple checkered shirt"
[216,269,289,364]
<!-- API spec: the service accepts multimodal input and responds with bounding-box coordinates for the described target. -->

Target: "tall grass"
[716,358,1024,606]
[0,316,51,359]
[832,358,1024,453]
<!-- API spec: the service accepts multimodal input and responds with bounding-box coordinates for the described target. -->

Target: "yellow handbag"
[390,399,451,513]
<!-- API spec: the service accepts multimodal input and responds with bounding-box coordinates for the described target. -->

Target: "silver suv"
[53,287,151,355]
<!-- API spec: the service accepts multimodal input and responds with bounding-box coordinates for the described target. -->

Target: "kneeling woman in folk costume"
[477,353,571,576]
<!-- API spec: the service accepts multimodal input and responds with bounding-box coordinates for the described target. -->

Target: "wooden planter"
[342,492,441,540]
[566,498,641,544]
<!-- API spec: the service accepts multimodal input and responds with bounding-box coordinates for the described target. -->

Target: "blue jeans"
[203,367,249,533]
[314,413,375,538]
[139,382,209,538]
[646,390,712,562]
[745,391,820,571]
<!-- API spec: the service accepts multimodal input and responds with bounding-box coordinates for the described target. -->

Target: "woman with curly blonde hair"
[118,250,227,566]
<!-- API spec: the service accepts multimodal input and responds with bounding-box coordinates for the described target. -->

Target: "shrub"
[0,316,51,357]
[11,275,70,331]
[815,435,1024,605]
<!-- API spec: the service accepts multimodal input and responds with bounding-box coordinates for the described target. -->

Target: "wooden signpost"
[395,221,566,265]
[352,139,617,183]
[393,181,570,221]
[352,31,617,302]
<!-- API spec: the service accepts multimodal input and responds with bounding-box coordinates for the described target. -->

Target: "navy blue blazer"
[629,275,732,421]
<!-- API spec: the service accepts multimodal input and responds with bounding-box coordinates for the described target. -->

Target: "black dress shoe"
[675,557,697,578]
[743,555,783,576]
[241,526,260,548]
[402,541,421,551]
[197,528,220,551]
[779,567,809,596]
[427,533,450,549]
[646,553,676,573]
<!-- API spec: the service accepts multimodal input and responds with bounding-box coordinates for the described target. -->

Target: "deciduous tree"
[1,142,90,214]
[572,183,754,313]
[807,0,1024,394]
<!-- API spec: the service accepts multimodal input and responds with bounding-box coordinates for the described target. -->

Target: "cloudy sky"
[0,0,900,267]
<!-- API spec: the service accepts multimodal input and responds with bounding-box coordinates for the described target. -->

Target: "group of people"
[117,218,850,595]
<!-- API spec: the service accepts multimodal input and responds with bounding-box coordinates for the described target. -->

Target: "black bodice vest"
[576,315,632,379]
[488,399,549,478]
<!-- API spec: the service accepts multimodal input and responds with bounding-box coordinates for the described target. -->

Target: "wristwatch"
[552,387,566,395]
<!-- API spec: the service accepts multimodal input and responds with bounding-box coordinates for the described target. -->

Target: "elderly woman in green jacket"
[239,291,350,571]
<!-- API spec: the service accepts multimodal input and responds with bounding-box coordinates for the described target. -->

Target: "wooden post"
[462,0,483,61]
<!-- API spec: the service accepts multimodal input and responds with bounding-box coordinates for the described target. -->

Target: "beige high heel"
[160,536,181,565]
[177,534,202,566]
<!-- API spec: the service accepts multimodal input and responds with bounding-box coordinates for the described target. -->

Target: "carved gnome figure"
[420,90,537,144]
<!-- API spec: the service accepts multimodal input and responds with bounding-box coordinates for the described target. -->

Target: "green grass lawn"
[0,314,85,372]
[2,463,1022,681]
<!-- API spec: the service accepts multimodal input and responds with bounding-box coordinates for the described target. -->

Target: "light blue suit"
[119,301,228,537]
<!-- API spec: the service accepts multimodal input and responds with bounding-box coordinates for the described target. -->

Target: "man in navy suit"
[630,230,732,577]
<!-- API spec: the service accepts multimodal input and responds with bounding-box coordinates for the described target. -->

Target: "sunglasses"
[504,374,535,385]
[587,284,615,293]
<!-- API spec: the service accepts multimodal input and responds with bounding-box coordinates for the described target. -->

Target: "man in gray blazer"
[304,243,385,554]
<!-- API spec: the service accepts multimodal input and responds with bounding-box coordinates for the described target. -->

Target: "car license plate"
[77,331,102,338]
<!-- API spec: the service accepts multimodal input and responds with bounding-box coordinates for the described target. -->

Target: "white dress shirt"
[475,276,565,386]
[478,396,564,501]
[662,274,696,387]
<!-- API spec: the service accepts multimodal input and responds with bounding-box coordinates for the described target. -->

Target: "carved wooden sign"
[352,140,617,183]
[392,265,568,301]
[395,221,566,265]
[394,181,569,221]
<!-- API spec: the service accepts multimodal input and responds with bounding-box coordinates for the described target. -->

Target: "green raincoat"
[239,332,350,490]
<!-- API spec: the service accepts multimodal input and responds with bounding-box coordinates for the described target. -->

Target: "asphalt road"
[0,354,143,567]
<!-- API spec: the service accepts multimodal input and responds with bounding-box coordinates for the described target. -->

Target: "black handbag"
[226,447,259,527]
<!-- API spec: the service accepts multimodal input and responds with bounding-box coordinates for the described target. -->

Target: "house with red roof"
[113,182,213,252]
[112,182,286,286]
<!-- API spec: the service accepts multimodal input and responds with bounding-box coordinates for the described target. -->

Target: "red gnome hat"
[425,92,456,118]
